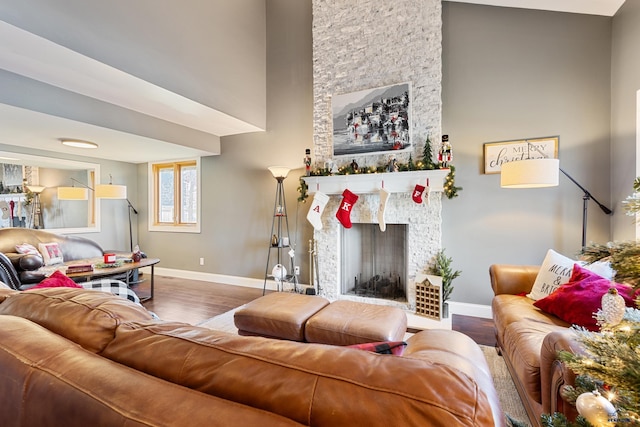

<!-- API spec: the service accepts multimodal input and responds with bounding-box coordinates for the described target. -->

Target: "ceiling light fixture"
[60,139,98,149]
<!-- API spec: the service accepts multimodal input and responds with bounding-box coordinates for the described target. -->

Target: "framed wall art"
[483,136,559,174]
[1,164,23,187]
[332,82,411,158]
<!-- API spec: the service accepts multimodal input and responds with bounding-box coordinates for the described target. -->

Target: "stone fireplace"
[309,0,444,326]
[303,171,447,313]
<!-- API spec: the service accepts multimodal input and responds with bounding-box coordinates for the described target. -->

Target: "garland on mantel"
[297,136,462,202]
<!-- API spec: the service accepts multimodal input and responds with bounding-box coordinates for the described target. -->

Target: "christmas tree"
[422,135,436,170]
[539,306,640,426]
[539,178,640,426]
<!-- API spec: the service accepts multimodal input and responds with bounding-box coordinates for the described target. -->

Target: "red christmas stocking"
[336,189,359,228]
[412,184,425,204]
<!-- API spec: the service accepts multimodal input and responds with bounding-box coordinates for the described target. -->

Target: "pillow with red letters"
[533,264,635,331]
[38,242,64,265]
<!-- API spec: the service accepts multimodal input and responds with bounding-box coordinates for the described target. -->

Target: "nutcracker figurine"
[438,135,453,168]
[304,148,312,176]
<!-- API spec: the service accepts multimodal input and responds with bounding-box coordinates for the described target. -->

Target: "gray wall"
[442,3,613,304]
[611,0,640,240]
[137,0,314,279]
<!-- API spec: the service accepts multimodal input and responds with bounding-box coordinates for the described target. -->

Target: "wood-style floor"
[138,274,496,347]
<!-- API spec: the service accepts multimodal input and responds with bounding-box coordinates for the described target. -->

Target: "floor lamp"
[26,185,45,229]
[501,156,612,249]
[263,166,298,295]
[58,177,138,251]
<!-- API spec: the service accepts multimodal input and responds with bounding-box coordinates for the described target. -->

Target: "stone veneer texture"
[311,0,443,310]
[312,0,442,169]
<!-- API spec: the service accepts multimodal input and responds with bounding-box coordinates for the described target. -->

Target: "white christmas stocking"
[307,191,329,230]
[378,188,390,232]
[424,179,431,205]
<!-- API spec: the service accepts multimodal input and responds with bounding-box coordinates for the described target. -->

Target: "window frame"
[148,157,201,233]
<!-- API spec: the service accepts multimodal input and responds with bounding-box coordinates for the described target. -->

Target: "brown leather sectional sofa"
[490,264,582,427]
[0,287,505,426]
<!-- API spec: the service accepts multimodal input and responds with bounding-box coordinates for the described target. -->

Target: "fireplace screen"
[340,223,407,301]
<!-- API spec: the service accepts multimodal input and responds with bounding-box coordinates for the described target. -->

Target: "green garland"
[443,165,462,199]
[297,177,308,203]
[298,136,462,201]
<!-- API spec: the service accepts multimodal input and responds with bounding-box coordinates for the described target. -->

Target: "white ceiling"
[0,20,261,164]
[0,0,626,164]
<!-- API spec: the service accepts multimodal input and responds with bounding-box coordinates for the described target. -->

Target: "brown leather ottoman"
[234,292,330,341]
[304,300,408,346]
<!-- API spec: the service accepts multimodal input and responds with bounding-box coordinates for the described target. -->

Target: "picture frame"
[483,136,559,174]
[1,164,24,187]
[332,82,411,158]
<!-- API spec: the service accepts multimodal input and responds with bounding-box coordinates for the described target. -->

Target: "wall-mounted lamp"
[60,139,99,149]
[500,144,612,248]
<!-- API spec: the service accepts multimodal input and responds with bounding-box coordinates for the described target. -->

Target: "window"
[148,158,200,233]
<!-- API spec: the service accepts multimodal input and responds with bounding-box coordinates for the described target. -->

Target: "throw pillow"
[577,260,615,281]
[38,242,64,266]
[15,243,40,255]
[527,249,575,300]
[533,264,636,331]
[26,270,83,290]
[347,341,407,356]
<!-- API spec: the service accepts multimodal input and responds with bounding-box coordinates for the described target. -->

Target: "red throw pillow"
[26,270,83,290]
[347,341,407,356]
[533,264,636,331]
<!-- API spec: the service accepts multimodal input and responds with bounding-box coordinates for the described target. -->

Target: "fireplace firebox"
[340,223,407,302]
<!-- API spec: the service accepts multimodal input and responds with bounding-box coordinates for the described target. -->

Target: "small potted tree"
[429,249,461,318]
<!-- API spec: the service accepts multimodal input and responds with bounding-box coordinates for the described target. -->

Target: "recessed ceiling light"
[60,139,98,149]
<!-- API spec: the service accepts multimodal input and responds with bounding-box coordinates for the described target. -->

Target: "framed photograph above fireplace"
[332,82,411,158]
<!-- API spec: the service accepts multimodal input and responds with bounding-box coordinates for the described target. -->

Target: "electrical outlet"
[199,257,205,266]
[294,266,300,275]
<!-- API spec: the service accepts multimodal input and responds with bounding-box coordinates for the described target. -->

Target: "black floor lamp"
[501,151,613,249]
[126,198,138,252]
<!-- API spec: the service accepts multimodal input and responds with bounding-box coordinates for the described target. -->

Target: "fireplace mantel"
[301,170,449,195]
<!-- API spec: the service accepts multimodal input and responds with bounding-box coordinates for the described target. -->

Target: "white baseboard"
[448,301,492,319]
[153,267,493,319]
[153,267,282,292]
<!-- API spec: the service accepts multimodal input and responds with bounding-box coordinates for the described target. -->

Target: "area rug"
[197,306,530,426]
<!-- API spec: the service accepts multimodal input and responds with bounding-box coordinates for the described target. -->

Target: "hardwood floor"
[139,274,496,346]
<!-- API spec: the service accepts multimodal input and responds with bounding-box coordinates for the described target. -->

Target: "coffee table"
[63,257,160,302]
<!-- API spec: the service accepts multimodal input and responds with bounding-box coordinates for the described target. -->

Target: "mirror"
[0,150,100,234]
